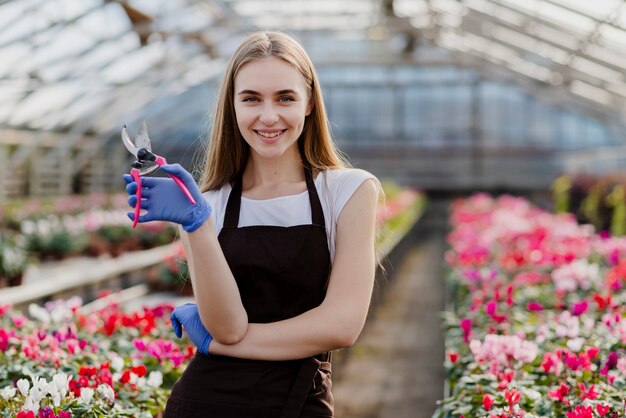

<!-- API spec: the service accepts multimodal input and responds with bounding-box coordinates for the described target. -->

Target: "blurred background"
[2,0,626,197]
[1,0,626,416]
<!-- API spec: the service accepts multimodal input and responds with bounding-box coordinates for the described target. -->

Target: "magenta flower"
[460,318,472,343]
[570,300,589,316]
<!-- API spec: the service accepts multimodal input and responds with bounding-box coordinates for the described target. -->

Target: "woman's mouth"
[255,129,286,143]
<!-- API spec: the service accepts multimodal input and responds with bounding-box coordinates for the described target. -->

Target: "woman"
[124,31,380,418]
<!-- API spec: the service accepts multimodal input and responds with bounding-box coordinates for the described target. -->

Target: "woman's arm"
[208,178,380,360]
[180,220,248,344]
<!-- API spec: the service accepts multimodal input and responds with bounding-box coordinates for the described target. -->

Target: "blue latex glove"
[170,303,213,355]
[123,163,211,233]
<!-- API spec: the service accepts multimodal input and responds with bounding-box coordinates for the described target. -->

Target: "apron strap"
[279,357,321,418]
[304,167,326,227]
[223,172,243,228]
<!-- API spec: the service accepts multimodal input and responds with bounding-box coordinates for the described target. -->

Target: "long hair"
[198,31,350,192]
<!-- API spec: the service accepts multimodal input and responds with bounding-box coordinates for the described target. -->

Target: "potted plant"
[0,237,28,287]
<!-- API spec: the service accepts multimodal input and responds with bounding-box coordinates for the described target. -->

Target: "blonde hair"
[198,31,350,192]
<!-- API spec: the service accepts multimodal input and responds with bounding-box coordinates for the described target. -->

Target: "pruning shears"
[121,121,196,228]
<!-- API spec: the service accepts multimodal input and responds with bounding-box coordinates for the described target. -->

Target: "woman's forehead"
[235,57,308,93]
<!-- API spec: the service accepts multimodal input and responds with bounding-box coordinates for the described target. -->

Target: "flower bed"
[0,297,193,417]
[0,193,176,287]
[436,193,626,417]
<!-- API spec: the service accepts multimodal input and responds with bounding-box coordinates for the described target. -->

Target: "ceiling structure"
[1,0,626,147]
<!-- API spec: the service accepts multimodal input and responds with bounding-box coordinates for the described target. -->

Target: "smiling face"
[234,56,313,163]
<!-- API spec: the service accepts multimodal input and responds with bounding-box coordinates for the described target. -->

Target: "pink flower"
[470,334,538,366]
[526,301,543,312]
[0,304,12,316]
[11,315,27,328]
[133,338,147,351]
[0,329,8,351]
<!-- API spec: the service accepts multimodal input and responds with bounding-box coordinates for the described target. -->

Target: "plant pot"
[7,273,23,287]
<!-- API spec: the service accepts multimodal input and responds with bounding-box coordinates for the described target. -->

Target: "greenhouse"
[1,0,626,416]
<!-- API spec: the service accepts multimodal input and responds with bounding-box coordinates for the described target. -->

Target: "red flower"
[566,405,593,418]
[482,394,494,411]
[596,404,610,416]
[548,383,570,404]
[503,388,521,414]
[578,382,598,401]
[593,293,612,310]
[448,352,459,363]
[16,412,35,418]
[120,369,132,384]
[131,364,147,377]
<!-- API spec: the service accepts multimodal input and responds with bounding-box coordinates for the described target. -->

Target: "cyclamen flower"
[97,384,116,402]
[470,334,538,366]
[0,385,16,400]
[616,357,626,376]
[555,312,580,339]
[146,371,163,388]
[566,405,593,418]
[79,387,94,405]
[483,394,494,411]
[551,259,599,292]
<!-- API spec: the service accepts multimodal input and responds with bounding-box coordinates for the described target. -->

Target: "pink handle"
[170,175,197,205]
[131,168,141,229]
[154,155,197,205]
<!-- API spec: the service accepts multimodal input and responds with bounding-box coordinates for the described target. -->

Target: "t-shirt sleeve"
[328,168,377,223]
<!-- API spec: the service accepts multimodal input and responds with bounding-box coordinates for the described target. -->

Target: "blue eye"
[242,97,258,102]
[279,96,295,102]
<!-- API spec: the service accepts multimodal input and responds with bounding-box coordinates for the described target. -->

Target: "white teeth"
[257,130,283,138]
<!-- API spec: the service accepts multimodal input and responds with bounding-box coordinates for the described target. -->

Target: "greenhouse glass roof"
[1,0,625,142]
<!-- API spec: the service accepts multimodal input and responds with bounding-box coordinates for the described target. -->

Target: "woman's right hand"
[170,303,213,355]
[123,164,211,232]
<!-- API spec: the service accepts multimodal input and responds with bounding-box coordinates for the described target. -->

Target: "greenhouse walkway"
[333,200,448,418]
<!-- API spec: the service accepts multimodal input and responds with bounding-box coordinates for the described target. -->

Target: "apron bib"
[164,167,334,418]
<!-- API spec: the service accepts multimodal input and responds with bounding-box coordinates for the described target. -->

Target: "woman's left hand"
[123,164,211,232]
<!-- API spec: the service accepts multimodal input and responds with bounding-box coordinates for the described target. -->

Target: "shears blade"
[134,120,152,151]
[121,125,139,157]
[121,121,159,176]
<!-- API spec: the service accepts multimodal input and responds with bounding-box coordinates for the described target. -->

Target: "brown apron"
[164,166,334,418]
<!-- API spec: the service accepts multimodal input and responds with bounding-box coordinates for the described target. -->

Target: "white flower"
[567,337,585,352]
[110,354,125,372]
[79,387,94,405]
[146,371,163,388]
[0,386,16,401]
[23,396,39,412]
[28,304,51,324]
[31,376,49,395]
[17,378,30,397]
[97,384,115,402]
[51,373,71,399]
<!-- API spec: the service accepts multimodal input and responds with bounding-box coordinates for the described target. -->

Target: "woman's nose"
[259,104,279,125]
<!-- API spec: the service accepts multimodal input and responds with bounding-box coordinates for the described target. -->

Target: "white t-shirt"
[202,168,376,264]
